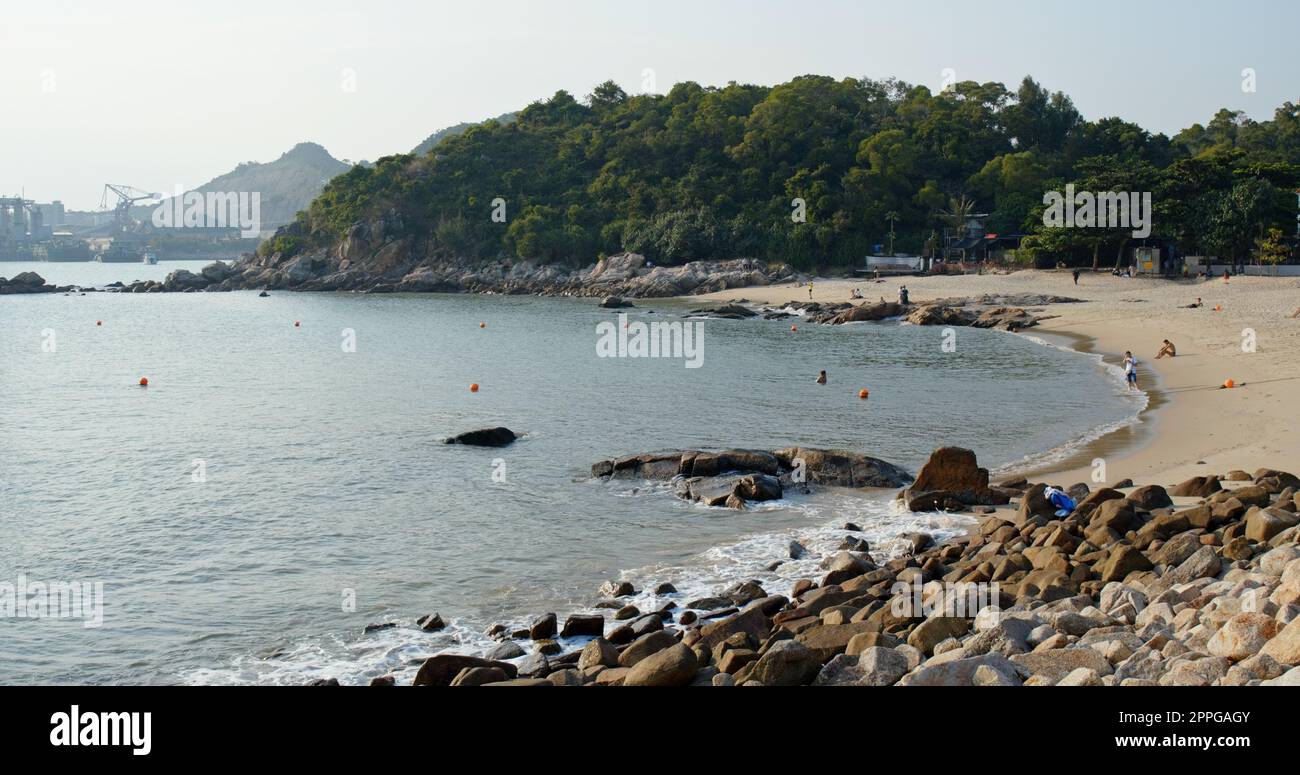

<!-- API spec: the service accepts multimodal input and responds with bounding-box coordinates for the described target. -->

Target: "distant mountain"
[411,113,516,156]
[140,142,351,234]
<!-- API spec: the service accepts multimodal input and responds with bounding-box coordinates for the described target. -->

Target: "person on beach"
[1072,269,1080,285]
[1224,269,1231,283]
[808,282,814,300]
[1123,351,1139,390]
[899,285,910,304]
[1186,297,1203,308]
[1291,308,1300,318]
[816,370,827,385]
[1156,339,1177,359]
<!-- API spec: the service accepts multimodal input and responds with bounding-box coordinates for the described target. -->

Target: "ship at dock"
[35,238,92,262]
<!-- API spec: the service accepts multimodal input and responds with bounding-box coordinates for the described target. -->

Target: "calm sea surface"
[0,261,1143,684]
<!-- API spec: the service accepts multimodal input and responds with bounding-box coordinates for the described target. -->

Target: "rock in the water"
[529,613,557,640]
[445,427,517,447]
[901,447,1008,510]
[560,614,605,638]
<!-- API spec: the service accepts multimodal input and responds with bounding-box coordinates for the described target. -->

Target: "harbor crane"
[99,184,160,232]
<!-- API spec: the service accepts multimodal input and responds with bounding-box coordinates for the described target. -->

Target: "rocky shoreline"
[344,446,1300,687]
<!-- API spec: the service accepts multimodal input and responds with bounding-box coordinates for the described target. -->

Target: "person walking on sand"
[1072,268,1080,285]
[1156,339,1177,359]
[808,281,814,300]
[816,370,827,385]
[1123,351,1139,390]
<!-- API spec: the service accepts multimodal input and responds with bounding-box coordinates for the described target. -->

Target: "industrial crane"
[99,184,160,232]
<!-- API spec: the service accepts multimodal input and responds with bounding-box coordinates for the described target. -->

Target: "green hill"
[411,113,517,156]
[261,76,1300,270]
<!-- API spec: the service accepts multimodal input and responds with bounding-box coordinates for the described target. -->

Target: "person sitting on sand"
[816,370,827,385]
[1123,351,1139,390]
[850,288,863,300]
[1156,339,1177,359]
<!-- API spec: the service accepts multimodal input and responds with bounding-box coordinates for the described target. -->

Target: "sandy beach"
[690,270,1300,489]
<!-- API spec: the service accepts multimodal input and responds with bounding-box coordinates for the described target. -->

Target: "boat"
[142,252,158,264]
[35,239,92,262]
[95,241,148,263]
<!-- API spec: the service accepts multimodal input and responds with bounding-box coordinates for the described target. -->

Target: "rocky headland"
[96,251,799,297]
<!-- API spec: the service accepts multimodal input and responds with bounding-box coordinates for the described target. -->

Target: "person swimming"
[816,370,827,385]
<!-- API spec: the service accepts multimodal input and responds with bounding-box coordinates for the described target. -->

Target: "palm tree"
[885,211,899,256]
[936,196,976,260]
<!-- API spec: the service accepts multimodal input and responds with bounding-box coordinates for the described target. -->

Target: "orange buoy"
[139,377,149,387]
[858,389,870,399]
[1224,378,1235,389]
[470,383,480,393]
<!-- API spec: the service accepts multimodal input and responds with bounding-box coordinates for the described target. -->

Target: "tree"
[1256,227,1290,274]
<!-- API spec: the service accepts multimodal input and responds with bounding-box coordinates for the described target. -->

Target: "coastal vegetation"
[260,76,1300,269]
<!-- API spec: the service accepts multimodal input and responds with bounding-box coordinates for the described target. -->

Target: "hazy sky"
[3,0,1297,209]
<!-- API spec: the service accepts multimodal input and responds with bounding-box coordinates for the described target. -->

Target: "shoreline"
[1005,326,1165,482]
[686,269,1300,492]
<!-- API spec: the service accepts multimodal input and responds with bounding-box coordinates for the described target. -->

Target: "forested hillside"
[262,76,1300,269]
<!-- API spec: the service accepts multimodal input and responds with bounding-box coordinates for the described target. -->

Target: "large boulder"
[897,653,1023,686]
[445,427,517,447]
[1207,613,1279,661]
[1170,476,1222,498]
[1127,485,1173,510]
[1245,507,1300,543]
[413,655,519,686]
[623,643,698,686]
[745,640,822,686]
[1010,648,1113,683]
[1260,619,1300,666]
[901,447,1009,510]
[772,447,913,488]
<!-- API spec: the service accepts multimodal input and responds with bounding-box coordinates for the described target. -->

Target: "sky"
[2,0,1298,210]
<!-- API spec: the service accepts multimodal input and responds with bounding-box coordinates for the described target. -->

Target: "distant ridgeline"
[136,142,352,234]
[261,76,1300,270]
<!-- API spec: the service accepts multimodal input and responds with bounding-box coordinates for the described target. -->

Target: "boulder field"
[390,450,1300,687]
